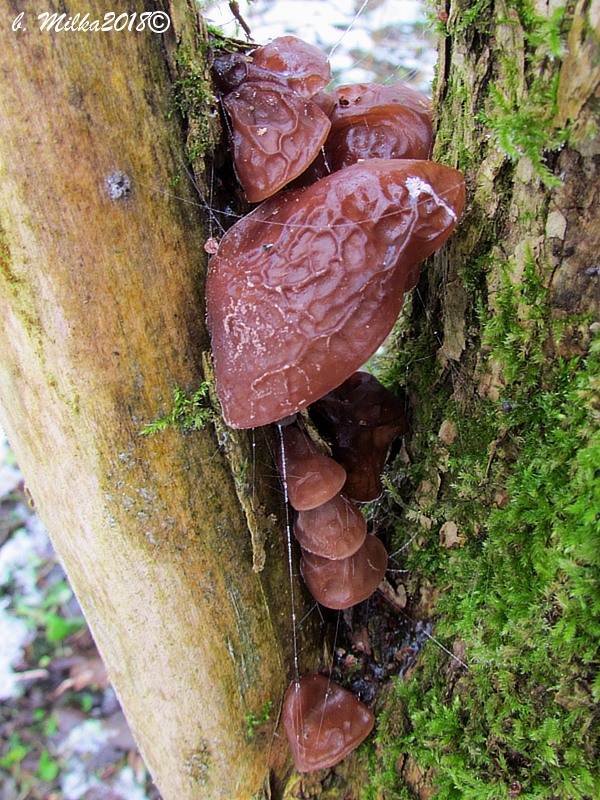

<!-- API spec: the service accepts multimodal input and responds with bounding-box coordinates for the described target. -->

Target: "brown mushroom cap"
[223,81,331,203]
[300,534,388,609]
[294,492,367,559]
[250,36,332,98]
[283,674,374,772]
[310,371,408,501]
[206,158,465,429]
[324,82,433,171]
[278,425,346,511]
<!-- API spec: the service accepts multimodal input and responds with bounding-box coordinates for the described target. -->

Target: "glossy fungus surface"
[279,425,347,511]
[310,371,409,501]
[207,158,465,428]
[223,82,331,203]
[324,82,433,171]
[294,492,367,559]
[283,674,374,772]
[250,36,331,98]
[300,534,388,609]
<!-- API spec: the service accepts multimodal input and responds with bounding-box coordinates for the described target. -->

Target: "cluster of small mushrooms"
[206,36,465,771]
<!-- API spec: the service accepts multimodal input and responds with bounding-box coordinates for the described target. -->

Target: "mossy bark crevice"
[366,2,600,798]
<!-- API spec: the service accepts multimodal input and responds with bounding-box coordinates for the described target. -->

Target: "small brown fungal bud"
[300,534,388,609]
[278,425,346,511]
[294,492,367,560]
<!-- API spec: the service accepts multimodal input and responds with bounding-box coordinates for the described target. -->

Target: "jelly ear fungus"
[206,33,466,775]
[310,371,409,502]
[206,159,465,429]
[282,674,375,772]
[276,425,346,511]
[213,36,332,202]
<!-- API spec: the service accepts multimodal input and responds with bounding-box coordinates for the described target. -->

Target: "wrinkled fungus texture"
[283,674,374,772]
[250,36,331,98]
[223,83,331,203]
[279,425,347,511]
[310,371,409,501]
[325,82,433,171]
[294,492,367,560]
[207,159,465,428]
[300,534,388,610]
[214,37,332,202]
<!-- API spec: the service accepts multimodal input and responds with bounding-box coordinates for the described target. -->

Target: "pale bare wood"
[0,3,317,797]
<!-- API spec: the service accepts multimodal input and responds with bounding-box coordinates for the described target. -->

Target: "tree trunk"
[359,2,600,798]
[0,3,318,798]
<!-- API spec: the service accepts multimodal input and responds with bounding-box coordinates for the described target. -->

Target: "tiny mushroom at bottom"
[282,673,375,772]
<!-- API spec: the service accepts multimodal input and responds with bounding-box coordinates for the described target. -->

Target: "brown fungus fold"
[283,674,374,772]
[294,492,367,560]
[300,534,388,610]
[206,158,465,428]
[310,371,409,501]
[250,35,332,98]
[214,36,333,202]
[278,425,347,511]
[223,82,331,203]
[325,82,433,170]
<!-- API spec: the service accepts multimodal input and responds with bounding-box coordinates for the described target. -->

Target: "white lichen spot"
[104,171,132,201]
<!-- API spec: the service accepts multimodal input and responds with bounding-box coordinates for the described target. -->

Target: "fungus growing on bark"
[294,492,367,560]
[222,83,331,203]
[282,673,374,772]
[278,425,346,511]
[250,35,331,98]
[206,158,465,428]
[310,371,409,501]
[213,37,332,202]
[206,32,467,774]
[325,82,433,171]
[300,534,388,610]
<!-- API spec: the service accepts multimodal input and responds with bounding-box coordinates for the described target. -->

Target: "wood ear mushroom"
[294,492,367,560]
[283,674,374,772]
[206,32,466,775]
[206,159,465,429]
[310,371,409,501]
[277,425,346,511]
[214,36,332,202]
[300,534,388,610]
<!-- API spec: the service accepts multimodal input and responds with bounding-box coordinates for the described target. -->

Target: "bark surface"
[0,3,318,798]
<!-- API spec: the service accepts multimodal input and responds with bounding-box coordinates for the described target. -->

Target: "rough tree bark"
[358,1,599,797]
[0,2,319,799]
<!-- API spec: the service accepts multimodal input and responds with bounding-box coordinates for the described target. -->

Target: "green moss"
[368,337,600,797]
[171,43,217,164]
[140,383,216,435]
[245,700,273,738]
[479,80,566,187]
[366,263,600,798]
[0,223,14,283]
[451,0,494,35]
[478,4,568,186]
